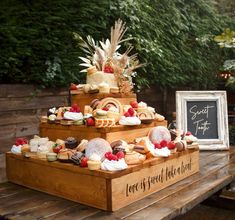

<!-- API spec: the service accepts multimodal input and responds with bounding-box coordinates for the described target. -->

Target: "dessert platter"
[6,20,199,211]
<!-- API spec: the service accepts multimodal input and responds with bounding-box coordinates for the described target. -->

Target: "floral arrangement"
[73,19,143,94]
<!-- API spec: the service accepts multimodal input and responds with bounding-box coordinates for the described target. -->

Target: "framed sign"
[176,91,229,150]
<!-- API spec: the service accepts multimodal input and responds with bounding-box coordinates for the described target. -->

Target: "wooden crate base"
[6,149,199,211]
[39,120,167,143]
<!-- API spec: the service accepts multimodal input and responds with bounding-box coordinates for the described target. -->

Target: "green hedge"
[0,0,234,89]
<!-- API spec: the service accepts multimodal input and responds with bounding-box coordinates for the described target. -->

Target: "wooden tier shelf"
[70,92,137,113]
[39,120,167,143]
[6,148,199,211]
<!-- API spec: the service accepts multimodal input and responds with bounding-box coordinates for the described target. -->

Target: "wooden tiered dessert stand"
[6,92,200,211]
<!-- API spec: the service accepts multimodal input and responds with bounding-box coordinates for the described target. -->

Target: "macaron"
[95,109,108,119]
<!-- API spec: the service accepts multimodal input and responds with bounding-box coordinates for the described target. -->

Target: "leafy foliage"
[0,0,110,87]
[109,0,234,90]
[0,0,234,89]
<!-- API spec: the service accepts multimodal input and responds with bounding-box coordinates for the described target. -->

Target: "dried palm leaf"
[108,19,128,58]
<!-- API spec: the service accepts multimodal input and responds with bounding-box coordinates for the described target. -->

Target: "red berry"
[86,118,95,126]
[102,107,109,111]
[116,151,125,159]
[109,154,118,161]
[160,140,168,148]
[104,66,114,73]
[124,112,131,117]
[53,144,62,153]
[70,104,81,113]
[105,151,112,159]
[130,101,138,109]
[154,143,162,149]
[167,141,176,149]
[128,108,135,116]
[185,131,192,136]
[15,138,28,146]
[80,157,88,167]
[106,153,118,161]
[70,83,77,90]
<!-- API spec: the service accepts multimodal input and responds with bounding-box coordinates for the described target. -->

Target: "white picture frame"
[176,91,229,150]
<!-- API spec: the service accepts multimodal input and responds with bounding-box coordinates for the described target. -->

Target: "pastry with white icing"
[119,116,141,125]
[101,158,128,171]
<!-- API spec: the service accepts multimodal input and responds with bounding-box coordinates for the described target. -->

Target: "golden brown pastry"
[124,151,146,165]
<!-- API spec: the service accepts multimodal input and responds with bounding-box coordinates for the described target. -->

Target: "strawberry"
[53,144,62,153]
[105,152,118,161]
[116,151,125,159]
[86,117,95,126]
[104,66,114,73]
[130,101,138,109]
[167,141,176,149]
[80,157,88,167]
[70,104,81,113]
[128,108,135,116]
[109,154,118,161]
[160,140,168,148]
[185,131,192,136]
[154,143,162,149]
[105,151,112,159]
[124,111,131,117]
[15,138,28,146]
[102,107,109,111]
[70,83,77,90]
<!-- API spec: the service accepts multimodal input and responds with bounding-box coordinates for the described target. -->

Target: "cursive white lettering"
[193,119,211,135]
[189,105,214,120]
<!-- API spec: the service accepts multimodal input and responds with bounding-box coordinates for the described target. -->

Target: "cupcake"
[87,160,101,170]
[46,152,57,162]
[87,153,102,170]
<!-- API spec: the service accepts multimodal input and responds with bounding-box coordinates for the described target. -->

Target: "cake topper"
[73,19,143,94]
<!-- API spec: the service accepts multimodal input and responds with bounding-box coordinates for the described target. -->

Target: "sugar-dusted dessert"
[85,138,112,161]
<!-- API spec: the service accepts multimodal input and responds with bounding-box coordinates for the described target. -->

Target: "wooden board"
[6,148,199,211]
[39,120,167,143]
